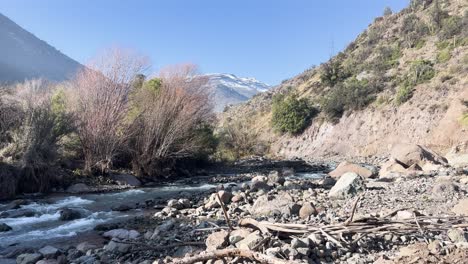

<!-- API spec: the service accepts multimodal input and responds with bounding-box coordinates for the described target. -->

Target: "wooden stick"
[344,195,361,226]
[216,192,233,231]
[165,248,300,264]
[239,218,271,235]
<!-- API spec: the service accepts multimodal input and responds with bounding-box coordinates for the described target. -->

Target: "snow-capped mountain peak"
[202,73,270,112]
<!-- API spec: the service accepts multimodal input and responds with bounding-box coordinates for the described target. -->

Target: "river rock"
[66,183,91,194]
[452,198,468,216]
[268,171,285,185]
[0,223,12,232]
[36,260,59,264]
[432,181,459,197]
[328,172,365,199]
[299,202,317,219]
[379,159,408,178]
[103,229,140,239]
[236,231,263,250]
[76,242,98,253]
[229,228,251,245]
[250,192,295,217]
[104,240,131,253]
[250,181,271,192]
[173,246,200,258]
[329,161,375,179]
[205,191,232,209]
[38,246,59,258]
[111,204,132,211]
[206,230,229,251]
[16,253,42,264]
[110,173,141,187]
[251,175,268,183]
[447,228,468,243]
[390,144,447,168]
[156,219,176,232]
[59,208,81,221]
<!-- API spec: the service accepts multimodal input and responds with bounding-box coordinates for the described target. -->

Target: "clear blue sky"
[1,0,408,85]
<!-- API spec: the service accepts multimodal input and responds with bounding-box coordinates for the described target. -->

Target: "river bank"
[1,151,468,264]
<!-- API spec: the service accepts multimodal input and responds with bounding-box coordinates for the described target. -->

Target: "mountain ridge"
[0,12,82,83]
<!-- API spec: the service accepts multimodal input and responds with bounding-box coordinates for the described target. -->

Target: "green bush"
[440,16,462,39]
[320,58,350,87]
[371,44,401,72]
[437,49,451,63]
[395,82,414,105]
[401,14,429,47]
[272,93,316,134]
[410,60,435,84]
[321,78,379,120]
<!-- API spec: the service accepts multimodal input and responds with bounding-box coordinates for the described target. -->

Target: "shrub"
[321,78,379,120]
[271,93,316,135]
[395,82,414,105]
[383,7,393,16]
[372,44,401,72]
[410,60,435,84]
[216,120,266,161]
[401,14,429,47]
[1,80,73,193]
[437,49,451,63]
[429,0,448,30]
[440,16,462,39]
[69,48,148,175]
[320,58,350,87]
[127,64,215,177]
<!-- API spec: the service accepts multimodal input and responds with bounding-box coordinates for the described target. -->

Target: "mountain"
[202,73,270,112]
[222,0,468,159]
[0,13,82,83]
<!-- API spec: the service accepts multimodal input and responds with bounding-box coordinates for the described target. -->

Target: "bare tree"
[128,64,214,177]
[69,48,148,174]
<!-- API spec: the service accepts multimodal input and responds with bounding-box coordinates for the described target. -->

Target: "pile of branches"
[159,196,468,264]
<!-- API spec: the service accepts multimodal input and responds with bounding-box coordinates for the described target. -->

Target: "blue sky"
[1,0,408,85]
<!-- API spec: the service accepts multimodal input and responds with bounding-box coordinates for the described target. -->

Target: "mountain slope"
[0,13,82,83]
[222,0,468,159]
[203,73,269,112]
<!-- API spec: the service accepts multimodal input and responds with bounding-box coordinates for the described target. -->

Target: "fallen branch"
[165,248,301,264]
[344,195,361,226]
[216,192,233,231]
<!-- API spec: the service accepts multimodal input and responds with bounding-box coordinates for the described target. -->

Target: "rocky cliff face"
[222,0,468,160]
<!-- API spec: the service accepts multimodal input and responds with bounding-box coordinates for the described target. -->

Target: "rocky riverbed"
[1,148,468,264]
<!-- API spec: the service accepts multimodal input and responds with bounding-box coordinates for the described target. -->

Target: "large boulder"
[250,192,296,217]
[328,172,365,199]
[110,174,141,187]
[16,253,42,264]
[66,183,91,194]
[329,161,375,179]
[379,159,408,178]
[59,208,82,221]
[390,144,447,168]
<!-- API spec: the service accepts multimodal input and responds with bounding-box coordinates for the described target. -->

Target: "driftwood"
[165,248,300,264]
[216,192,233,230]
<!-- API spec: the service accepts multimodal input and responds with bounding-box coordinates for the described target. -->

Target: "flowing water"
[0,172,325,253]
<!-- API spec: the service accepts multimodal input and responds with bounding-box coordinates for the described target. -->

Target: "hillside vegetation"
[221,0,468,159]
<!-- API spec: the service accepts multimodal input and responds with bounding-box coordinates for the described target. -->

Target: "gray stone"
[267,171,285,185]
[0,223,12,232]
[250,181,271,192]
[250,192,295,217]
[103,229,139,240]
[111,204,132,211]
[66,183,91,193]
[328,172,365,199]
[156,219,176,232]
[236,232,263,250]
[110,174,141,187]
[38,245,59,258]
[206,230,229,251]
[76,242,98,253]
[59,208,81,221]
[229,229,251,245]
[452,199,468,216]
[104,240,131,253]
[447,228,468,243]
[36,260,59,264]
[16,253,42,264]
[299,203,317,219]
